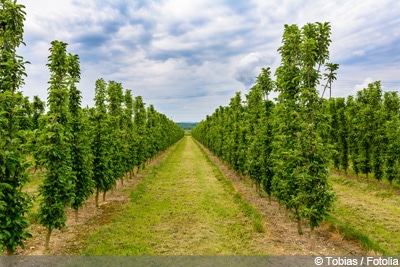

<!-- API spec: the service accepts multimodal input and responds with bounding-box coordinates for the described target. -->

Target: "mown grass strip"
[82,137,269,255]
[325,215,387,254]
[193,139,265,234]
[326,173,400,255]
[83,142,184,255]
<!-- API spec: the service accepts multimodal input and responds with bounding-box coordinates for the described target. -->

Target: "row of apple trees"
[193,22,337,240]
[193,21,400,242]
[324,81,400,184]
[0,0,184,254]
[34,41,184,250]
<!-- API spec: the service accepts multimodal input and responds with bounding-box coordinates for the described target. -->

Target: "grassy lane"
[83,136,269,255]
[328,174,400,254]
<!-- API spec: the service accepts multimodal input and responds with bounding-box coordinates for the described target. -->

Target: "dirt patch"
[196,140,368,256]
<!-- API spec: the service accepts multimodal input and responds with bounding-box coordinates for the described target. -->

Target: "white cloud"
[352,50,366,57]
[353,77,374,95]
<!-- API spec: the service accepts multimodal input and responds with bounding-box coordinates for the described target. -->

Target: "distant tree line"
[177,122,199,131]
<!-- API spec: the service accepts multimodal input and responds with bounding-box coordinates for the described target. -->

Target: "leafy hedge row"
[193,22,338,238]
[0,1,184,253]
[193,21,400,241]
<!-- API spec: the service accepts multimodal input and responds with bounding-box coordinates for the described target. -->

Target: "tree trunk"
[75,208,78,222]
[45,228,52,250]
[297,218,303,235]
[6,246,14,255]
[95,187,99,208]
[103,191,106,202]
[310,225,316,250]
[121,177,124,186]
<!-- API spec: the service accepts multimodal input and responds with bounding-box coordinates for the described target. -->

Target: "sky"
[16,0,400,122]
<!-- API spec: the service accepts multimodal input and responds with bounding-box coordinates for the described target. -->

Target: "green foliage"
[354,82,383,179]
[324,97,349,173]
[194,22,400,243]
[193,22,337,236]
[272,22,336,232]
[122,89,137,175]
[226,92,244,173]
[345,96,360,175]
[107,81,125,184]
[176,122,198,130]
[89,78,183,206]
[68,54,94,211]
[382,92,400,184]
[91,78,113,201]
[1,0,183,253]
[192,83,275,199]
[17,94,32,130]
[133,96,147,169]
[244,83,274,197]
[256,67,275,100]
[0,92,33,254]
[341,83,400,184]
[36,41,75,245]
[0,0,32,254]
[0,0,27,93]
[321,63,339,98]
[31,95,45,130]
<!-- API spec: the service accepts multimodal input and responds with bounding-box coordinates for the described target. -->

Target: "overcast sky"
[16,0,400,122]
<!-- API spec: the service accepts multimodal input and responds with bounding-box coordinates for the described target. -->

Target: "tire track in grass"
[84,136,271,255]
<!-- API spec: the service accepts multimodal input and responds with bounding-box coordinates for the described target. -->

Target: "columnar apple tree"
[272,22,336,238]
[36,40,75,249]
[0,0,32,255]
[68,53,94,221]
[91,78,113,207]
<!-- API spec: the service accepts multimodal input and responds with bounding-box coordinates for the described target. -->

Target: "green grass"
[327,173,400,255]
[82,136,268,255]
[193,140,265,234]
[325,215,386,254]
[23,168,44,224]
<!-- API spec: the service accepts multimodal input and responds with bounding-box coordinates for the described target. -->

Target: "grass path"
[328,174,400,254]
[19,136,398,256]
[83,136,270,255]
